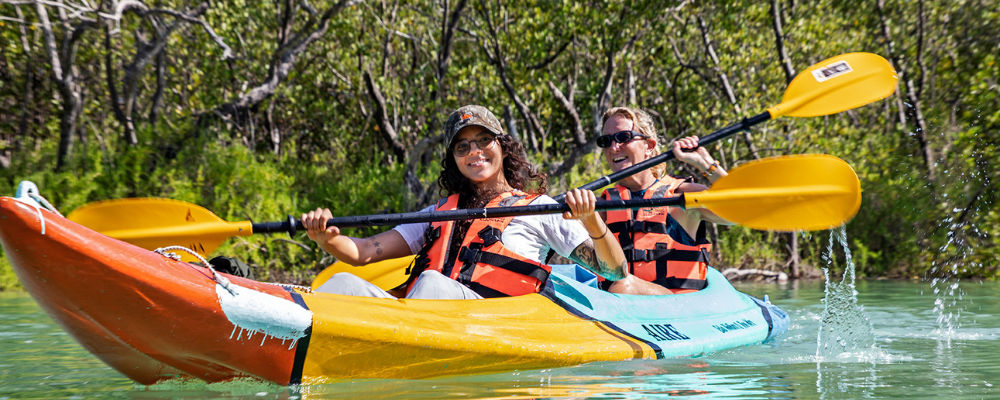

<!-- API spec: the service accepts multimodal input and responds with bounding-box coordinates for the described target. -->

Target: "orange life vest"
[601,178,712,293]
[409,191,552,298]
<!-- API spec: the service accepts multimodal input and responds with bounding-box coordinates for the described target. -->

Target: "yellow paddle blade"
[67,198,252,262]
[312,255,416,291]
[685,155,861,231]
[768,52,898,118]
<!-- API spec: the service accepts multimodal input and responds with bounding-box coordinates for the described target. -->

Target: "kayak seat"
[209,256,255,279]
[548,264,599,289]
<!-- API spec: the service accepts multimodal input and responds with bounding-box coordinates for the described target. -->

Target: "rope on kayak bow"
[151,246,312,294]
[266,282,313,294]
[154,245,236,295]
[13,181,63,236]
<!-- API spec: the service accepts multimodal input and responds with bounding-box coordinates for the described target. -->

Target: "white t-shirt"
[392,195,588,263]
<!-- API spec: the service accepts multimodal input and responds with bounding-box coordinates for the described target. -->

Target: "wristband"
[701,162,720,178]
[589,225,608,240]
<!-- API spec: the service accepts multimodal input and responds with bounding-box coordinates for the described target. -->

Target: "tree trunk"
[35,2,91,170]
[770,0,800,278]
[876,0,935,182]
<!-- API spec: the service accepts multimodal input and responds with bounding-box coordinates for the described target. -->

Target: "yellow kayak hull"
[300,291,659,382]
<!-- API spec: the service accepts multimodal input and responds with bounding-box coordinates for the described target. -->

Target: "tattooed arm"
[562,189,628,281]
[568,239,627,281]
[302,207,412,265]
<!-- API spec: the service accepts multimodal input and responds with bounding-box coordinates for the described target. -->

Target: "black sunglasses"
[453,135,497,157]
[596,130,649,148]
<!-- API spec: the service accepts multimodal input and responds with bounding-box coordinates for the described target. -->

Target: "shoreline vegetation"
[1,1,997,290]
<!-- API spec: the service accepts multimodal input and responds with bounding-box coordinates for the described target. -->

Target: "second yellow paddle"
[311,153,861,289]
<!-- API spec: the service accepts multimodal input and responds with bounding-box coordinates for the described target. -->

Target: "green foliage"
[716,225,784,270]
[1,0,998,290]
[0,257,16,291]
[300,151,413,237]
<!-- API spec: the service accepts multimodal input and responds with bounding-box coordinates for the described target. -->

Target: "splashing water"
[815,227,882,398]
[929,222,970,345]
[918,210,975,396]
[815,227,877,360]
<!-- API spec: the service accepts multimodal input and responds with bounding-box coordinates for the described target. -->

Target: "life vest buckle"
[424,226,442,242]
[477,226,502,247]
[630,220,667,234]
[630,248,673,262]
[458,245,482,263]
[628,220,644,233]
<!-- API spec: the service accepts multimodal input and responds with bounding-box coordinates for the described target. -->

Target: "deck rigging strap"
[154,245,236,294]
[153,246,313,295]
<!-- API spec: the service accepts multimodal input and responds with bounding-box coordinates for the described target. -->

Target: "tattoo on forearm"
[373,240,383,256]
[570,241,625,280]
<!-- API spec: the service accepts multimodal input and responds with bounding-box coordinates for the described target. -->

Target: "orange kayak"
[0,196,307,384]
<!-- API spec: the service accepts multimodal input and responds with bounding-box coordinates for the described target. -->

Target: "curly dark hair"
[437,134,548,209]
[434,134,549,254]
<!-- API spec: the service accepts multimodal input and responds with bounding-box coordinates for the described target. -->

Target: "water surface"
[1,279,998,399]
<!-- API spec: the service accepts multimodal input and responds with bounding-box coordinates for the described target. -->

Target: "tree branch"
[526,37,571,70]
[548,80,586,146]
[473,1,542,150]
[698,15,759,160]
[433,0,468,101]
[362,68,407,162]
[35,1,93,170]
[547,141,596,180]
[769,0,796,84]
[212,0,352,122]
[137,6,234,59]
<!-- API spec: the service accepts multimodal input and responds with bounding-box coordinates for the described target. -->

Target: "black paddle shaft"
[250,196,687,233]
[250,111,768,234]
[553,111,771,201]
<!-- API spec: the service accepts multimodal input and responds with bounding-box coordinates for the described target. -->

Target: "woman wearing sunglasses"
[596,106,733,295]
[301,105,627,299]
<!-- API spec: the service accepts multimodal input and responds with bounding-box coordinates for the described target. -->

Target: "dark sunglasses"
[596,130,649,148]
[453,135,496,157]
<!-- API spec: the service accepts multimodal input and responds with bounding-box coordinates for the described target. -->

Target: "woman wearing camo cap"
[302,105,634,299]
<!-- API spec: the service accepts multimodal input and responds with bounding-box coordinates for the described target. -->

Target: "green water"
[1,279,998,399]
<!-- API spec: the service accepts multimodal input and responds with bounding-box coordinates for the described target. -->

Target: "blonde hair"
[601,106,666,178]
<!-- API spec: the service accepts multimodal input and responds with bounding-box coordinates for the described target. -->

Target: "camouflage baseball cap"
[444,105,505,146]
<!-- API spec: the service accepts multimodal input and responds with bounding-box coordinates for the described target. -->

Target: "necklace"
[636,178,660,196]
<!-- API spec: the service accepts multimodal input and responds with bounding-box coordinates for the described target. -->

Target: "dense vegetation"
[1,0,997,290]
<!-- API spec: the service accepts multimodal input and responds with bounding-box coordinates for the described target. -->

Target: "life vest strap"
[654,276,708,290]
[627,248,708,263]
[425,225,442,241]
[457,247,550,283]
[609,220,668,234]
[410,226,442,274]
[464,281,508,299]
[411,191,550,298]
